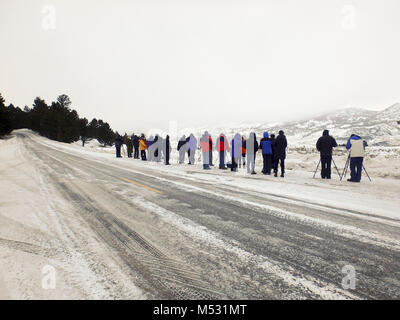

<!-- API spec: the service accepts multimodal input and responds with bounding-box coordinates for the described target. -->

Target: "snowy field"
[1,129,400,300]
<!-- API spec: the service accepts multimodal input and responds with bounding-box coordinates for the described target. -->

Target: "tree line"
[0,93,115,146]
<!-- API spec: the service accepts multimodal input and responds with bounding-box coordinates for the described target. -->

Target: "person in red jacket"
[239,136,246,168]
[200,132,211,170]
[216,133,230,169]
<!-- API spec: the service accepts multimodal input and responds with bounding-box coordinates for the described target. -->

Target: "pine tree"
[30,97,49,136]
[97,120,115,146]
[0,93,12,136]
[0,93,117,143]
[79,117,90,146]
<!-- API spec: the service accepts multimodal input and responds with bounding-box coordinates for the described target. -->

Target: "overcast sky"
[1,0,399,133]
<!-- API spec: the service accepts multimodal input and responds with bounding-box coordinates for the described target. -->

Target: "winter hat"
[279,130,284,135]
[323,129,329,136]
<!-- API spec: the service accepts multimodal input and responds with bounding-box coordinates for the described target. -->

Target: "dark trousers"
[321,155,332,179]
[134,147,139,159]
[116,146,121,158]
[209,149,213,166]
[219,151,225,168]
[350,157,363,182]
[231,157,238,171]
[165,152,170,165]
[202,152,210,169]
[140,150,147,161]
[274,157,285,175]
[262,154,272,174]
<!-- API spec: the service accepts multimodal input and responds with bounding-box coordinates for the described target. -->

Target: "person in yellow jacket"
[139,134,148,161]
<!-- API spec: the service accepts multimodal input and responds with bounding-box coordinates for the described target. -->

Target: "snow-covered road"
[1,130,399,299]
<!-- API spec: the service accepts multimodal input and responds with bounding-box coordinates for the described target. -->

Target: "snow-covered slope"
[278,103,400,146]
[185,104,400,147]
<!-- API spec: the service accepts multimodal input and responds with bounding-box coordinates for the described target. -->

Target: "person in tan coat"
[346,134,367,182]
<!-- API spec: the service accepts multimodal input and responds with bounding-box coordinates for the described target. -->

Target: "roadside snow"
[0,132,145,299]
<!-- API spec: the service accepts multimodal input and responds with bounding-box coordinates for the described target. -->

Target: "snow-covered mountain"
[279,103,400,146]
[185,103,400,147]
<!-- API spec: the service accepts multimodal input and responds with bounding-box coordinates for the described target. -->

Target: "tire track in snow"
[25,137,224,299]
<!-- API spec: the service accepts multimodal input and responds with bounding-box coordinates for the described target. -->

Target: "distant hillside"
[187,104,400,147]
[273,103,400,146]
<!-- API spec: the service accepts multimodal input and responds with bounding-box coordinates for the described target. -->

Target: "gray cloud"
[1,0,399,133]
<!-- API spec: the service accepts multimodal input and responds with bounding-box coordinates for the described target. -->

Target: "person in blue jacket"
[346,134,367,182]
[259,132,273,175]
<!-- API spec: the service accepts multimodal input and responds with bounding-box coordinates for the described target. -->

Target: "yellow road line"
[121,178,162,194]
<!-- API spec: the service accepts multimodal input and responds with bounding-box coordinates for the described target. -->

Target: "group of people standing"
[115,130,289,177]
[115,129,368,182]
[115,132,172,164]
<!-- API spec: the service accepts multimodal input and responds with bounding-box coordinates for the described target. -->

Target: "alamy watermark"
[341,5,357,30]
[341,265,356,290]
[41,5,57,31]
[41,265,56,290]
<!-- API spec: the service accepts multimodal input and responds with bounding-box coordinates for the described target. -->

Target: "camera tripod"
[313,156,342,179]
[340,154,372,182]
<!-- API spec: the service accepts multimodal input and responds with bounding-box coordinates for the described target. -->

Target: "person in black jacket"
[115,133,123,158]
[126,136,133,158]
[316,129,338,179]
[273,130,287,177]
[153,134,162,162]
[207,132,214,166]
[186,136,191,164]
[270,134,276,169]
[163,135,171,165]
[132,134,140,159]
